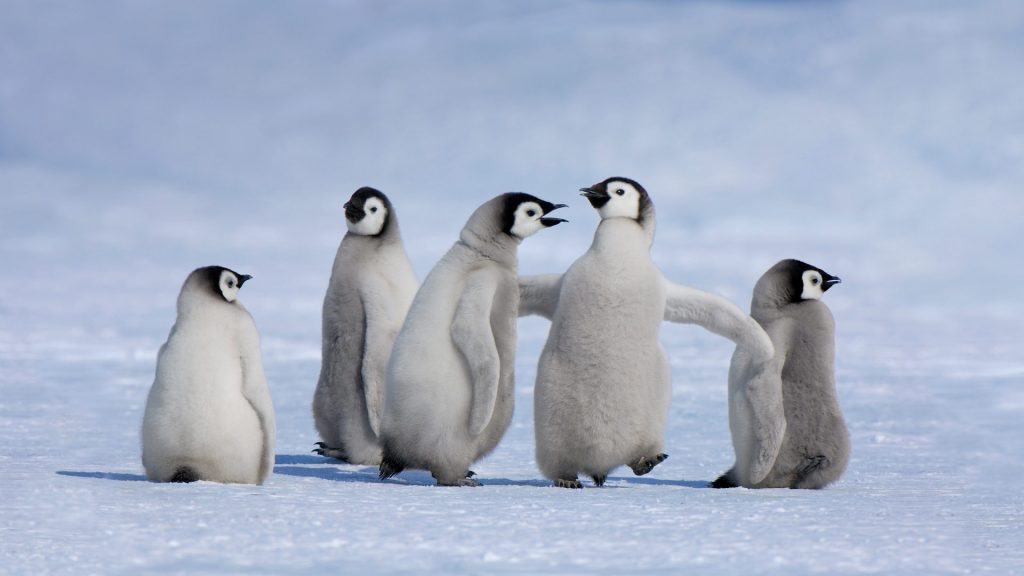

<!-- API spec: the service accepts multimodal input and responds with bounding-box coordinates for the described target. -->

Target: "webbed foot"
[312,442,349,462]
[629,453,668,476]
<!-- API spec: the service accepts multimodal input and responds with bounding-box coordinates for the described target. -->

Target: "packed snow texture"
[2,1,1022,574]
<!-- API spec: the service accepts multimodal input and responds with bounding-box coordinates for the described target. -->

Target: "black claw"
[657,453,668,463]
[466,470,476,478]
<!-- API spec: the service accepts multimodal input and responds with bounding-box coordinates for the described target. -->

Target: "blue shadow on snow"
[57,470,148,482]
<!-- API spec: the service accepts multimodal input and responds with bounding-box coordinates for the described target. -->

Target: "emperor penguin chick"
[522,177,774,488]
[141,266,276,484]
[378,193,566,486]
[312,187,417,465]
[713,259,848,489]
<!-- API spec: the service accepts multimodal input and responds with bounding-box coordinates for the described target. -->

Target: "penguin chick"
[312,187,417,465]
[713,258,848,489]
[141,266,276,484]
[522,177,774,488]
[379,193,566,486]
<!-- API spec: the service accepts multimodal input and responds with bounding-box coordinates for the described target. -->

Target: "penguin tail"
[710,471,738,489]
[170,466,199,483]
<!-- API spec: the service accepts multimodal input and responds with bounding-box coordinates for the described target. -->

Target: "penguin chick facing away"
[521,177,774,488]
[312,187,417,465]
[712,258,848,489]
[378,193,566,486]
[141,266,276,484]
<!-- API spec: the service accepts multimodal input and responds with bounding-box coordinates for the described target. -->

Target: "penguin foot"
[554,478,583,489]
[466,470,477,478]
[312,442,350,462]
[591,475,607,487]
[629,453,668,476]
[710,473,738,489]
[378,454,405,480]
[792,455,828,487]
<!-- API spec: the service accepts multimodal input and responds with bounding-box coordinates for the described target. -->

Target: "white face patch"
[509,201,546,239]
[219,270,241,303]
[597,181,641,220]
[801,269,825,300]
[346,197,388,236]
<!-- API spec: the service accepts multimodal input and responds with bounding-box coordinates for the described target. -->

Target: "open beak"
[541,203,568,227]
[237,274,253,287]
[579,187,609,201]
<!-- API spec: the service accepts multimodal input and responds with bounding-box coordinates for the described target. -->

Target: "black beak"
[822,275,841,291]
[344,201,365,223]
[237,274,253,287]
[541,203,568,227]
[579,187,608,200]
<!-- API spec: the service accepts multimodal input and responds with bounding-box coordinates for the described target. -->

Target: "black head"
[500,192,568,239]
[199,265,252,303]
[776,258,841,303]
[579,176,653,223]
[343,186,393,236]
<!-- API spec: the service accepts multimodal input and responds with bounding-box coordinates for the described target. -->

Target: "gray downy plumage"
[714,258,849,489]
[312,187,417,465]
[523,177,774,488]
[379,192,566,486]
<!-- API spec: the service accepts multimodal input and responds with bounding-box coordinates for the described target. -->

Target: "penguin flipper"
[360,292,395,438]
[663,279,775,362]
[739,354,786,484]
[452,271,501,437]
[239,320,276,484]
[518,274,562,319]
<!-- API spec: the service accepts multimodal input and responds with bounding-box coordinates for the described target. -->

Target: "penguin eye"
[526,209,537,217]
[811,277,820,285]
[227,279,236,288]
[370,207,378,213]
[615,189,625,196]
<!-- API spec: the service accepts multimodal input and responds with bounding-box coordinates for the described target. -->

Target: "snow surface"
[2,0,1023,574]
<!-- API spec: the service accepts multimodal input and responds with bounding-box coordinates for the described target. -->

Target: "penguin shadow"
[273,463,382,484]
[274,453,337,466]
[610,476,711,489]
[57,470,148,482]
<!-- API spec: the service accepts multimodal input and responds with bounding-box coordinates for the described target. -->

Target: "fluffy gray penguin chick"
[713,258,848,489]
[312,187,417,465]
[378,192,566,486]
[141,266,276,484]
[522,177,774,488]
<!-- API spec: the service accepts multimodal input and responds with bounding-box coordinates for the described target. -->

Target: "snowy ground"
[2,1,1023,574]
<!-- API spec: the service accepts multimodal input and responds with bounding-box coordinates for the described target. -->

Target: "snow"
[2,0,1023,574]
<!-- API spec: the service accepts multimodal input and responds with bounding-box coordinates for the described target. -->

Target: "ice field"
[2,1,1023,573]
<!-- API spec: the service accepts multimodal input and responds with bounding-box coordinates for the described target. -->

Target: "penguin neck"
[176,290,238,320]
[592,217,653,256]
[458,226,519,267]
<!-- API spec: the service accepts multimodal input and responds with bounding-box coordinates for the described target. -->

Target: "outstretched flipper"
[451,270,501,437]
[728,329,787,485]
[663,279,774,362]
[518,274,563,319]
